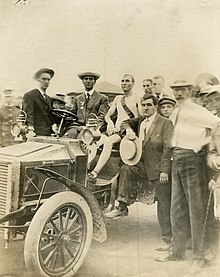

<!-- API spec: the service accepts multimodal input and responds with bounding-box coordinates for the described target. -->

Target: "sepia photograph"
[0,0,220,276]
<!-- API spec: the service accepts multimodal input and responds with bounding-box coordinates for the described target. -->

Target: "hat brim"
[120,136,142,166]
[170,84,193,89]
[77,72,100,80]
[34,68,55,79]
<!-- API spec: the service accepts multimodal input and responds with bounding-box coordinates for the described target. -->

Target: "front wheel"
[24,191,93,277]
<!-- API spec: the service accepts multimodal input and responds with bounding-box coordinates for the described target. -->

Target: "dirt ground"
[0,202,219,277]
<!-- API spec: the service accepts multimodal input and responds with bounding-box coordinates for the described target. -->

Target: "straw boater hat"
[207,85,220,97]
[34,68,55,79]
[77,71,100,80]
[120,136,142,166]
[170,80,193,88]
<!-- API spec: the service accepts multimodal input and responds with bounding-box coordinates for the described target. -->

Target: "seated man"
[88,73,141,181]
[65,71,109,138]
[105,94,174,250]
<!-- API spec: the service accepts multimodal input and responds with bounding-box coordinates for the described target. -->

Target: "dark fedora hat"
[34,68,55,79]
[158,95,176,106]
[170,80,193,88]
[77,71,100,80]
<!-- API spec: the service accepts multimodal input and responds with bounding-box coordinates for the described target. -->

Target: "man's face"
[208,92,220,114]
[5,95,15,105]
[121,75,134,93]
[152,78,164,95]
[141,98,157,118]
[160,104,174,118]
[82,76,96,91]
[37,73,51,91]
[173,87,191,104]
[142,80,152,93]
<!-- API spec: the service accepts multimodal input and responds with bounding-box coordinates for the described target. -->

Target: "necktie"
[86,93,90,102]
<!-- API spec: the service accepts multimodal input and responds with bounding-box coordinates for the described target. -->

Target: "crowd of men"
[0,68,220,275]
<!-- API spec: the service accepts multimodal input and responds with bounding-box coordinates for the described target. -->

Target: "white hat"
[120,136,142,166]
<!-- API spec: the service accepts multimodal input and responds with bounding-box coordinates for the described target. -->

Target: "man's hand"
[126,128,136,140]
[159,172,169,184]
[209,179,217,191]
[26,130,36,139]
[106,122,115,136]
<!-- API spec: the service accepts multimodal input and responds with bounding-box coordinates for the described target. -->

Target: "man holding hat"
[22,68,55,136]
[105,94,173,250]
[158,95,176,118]
[0,89,20,147]
[156,80,219,274]
[65,71,109,138]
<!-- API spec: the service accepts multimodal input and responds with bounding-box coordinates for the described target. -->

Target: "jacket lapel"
[37,89,51,106]
[143,114,159,147]
[78,94,86,119]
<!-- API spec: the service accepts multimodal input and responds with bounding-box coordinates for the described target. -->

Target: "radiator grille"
[0,162,10,235]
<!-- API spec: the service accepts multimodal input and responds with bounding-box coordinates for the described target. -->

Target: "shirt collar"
[145,111,157,122]
[37,87,46,96]
[85,88,94,97]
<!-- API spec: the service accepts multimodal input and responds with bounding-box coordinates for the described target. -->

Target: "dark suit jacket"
[70,90,109,129]
[22,89,54,136]
[121,113,173,180]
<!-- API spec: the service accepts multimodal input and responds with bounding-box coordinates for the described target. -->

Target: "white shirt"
[85,88,95,99]
[170,99,220,153]
[139,111,157,141]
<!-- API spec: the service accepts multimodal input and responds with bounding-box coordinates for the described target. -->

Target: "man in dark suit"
[22,68,55,137]
[105,94,173,250]
[66,71,109,138]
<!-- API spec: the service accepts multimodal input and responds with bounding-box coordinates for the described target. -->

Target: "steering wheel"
[51,109,78,121]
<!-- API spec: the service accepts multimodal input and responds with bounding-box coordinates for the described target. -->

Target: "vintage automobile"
[0,109,112,277]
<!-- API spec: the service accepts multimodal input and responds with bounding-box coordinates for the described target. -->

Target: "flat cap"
[170,80,193,88]
[158,95,176,106]
[77,71,100,80]
[51,95,65,104]
[34,68,55,79]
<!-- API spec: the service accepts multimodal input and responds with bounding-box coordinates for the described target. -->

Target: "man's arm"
[22,93,35,128]
[160,119,174,174]
[97,95,109,128]
[208,123,220,171]
[70,96,78,115]
[104,96,117,124]
[120,117,140,139]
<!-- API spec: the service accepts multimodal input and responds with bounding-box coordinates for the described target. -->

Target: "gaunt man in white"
[88,74,141,181]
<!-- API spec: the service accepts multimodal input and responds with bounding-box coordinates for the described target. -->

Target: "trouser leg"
[152,179,172,243]
[117,161,146,205]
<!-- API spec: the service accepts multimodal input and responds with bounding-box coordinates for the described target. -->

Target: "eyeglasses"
[143,85,150,87]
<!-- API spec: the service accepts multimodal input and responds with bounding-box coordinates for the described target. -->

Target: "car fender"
[34,167,107,243]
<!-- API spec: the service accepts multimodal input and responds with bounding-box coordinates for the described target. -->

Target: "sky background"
[1,0,220,96]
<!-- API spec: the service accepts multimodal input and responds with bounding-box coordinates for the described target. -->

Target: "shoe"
[204,249,214,264]
[155,241,172,251]
[105,207,128,219]
[155,251,183,262]
[189,259,204,275]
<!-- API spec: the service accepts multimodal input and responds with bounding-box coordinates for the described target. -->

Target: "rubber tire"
[24,191,93,277]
